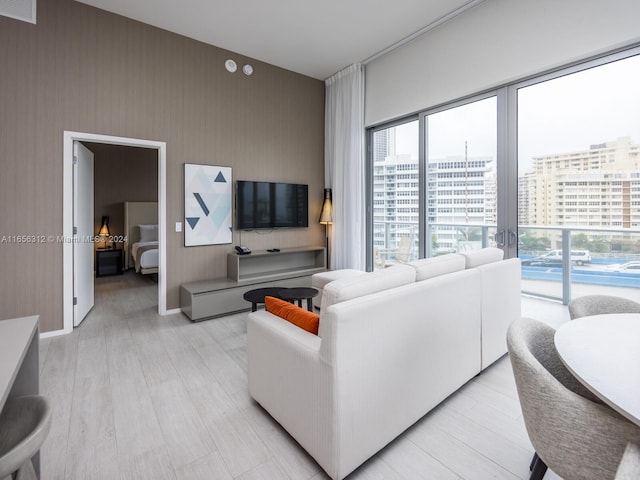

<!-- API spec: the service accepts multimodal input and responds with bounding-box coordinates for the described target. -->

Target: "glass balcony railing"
[373,221,640,304]
[518,224,640,304]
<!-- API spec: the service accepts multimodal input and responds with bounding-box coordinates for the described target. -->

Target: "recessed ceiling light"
[243,64,254,76]
[225,59,237,73]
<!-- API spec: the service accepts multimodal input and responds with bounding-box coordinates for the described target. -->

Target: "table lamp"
[98,216,110,249]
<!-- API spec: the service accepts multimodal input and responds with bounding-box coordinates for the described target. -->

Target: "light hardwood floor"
[39,272,565,479]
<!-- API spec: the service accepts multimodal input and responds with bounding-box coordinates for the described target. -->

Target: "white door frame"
[61,131,167,335]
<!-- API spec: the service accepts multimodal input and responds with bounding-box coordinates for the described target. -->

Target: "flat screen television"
[236,181,308,229]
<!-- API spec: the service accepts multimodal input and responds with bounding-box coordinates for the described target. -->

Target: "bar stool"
[0,395,52,480]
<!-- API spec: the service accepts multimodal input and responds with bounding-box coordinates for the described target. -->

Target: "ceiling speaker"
[0,0,36,24]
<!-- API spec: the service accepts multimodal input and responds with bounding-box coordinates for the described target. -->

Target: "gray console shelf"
[181,246,326,321]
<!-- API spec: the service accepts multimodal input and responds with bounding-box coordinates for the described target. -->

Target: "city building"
[372,127,497,256]
[521,137,640,249]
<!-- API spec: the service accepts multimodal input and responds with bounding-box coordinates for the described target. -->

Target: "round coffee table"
[278,287,319,312]
[243,287,288,312]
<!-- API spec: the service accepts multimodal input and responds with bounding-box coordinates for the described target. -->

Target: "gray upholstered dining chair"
[507,317,640,480]
[0,395,52,480]
[568,294,640,320]
[615,442,640,480]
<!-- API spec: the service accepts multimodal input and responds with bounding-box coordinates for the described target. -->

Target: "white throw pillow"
[139,224,158,242]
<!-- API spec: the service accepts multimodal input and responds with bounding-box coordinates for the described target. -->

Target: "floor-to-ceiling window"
[370,119,419,270]
[516,52,640,302]
[367,46,640,303]
[424,95,498,257]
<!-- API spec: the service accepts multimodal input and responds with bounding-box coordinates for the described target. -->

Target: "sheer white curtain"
[324,64,365,271]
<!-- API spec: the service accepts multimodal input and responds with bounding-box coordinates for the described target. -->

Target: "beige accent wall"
[0,0,325,332]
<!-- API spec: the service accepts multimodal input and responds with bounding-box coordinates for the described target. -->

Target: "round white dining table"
[554,313,640,426]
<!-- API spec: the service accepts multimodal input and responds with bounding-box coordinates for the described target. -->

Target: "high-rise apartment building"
[427,156,495,251]
[372,126,496,255]
[521,137,640,229]
[372,130,638,260]
[372,154,419,249]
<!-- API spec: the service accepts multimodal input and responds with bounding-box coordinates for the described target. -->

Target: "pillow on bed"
[139,224,158,242]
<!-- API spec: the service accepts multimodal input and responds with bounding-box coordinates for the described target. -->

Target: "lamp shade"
[98,216,110,236]
[319,188,333,224]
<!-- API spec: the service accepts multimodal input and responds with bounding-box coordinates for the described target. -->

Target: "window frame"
[366,43,640,277]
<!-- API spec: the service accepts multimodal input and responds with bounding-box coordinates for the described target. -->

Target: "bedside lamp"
[319,188,333,269]
[98,216,110,249]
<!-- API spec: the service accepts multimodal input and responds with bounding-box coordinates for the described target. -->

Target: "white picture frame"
[184,163,232,246]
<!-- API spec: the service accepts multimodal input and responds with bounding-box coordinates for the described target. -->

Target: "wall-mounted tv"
[236,181,308,229]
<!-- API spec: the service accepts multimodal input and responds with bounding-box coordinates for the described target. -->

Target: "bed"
[124,201,158,275]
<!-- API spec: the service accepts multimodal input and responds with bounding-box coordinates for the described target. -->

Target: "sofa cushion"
[321,264,416,311]
[312,269,365,290]
[311,269,366,310]
[407,254,466,281]
[459,247,504,268]
[265,296,319,335]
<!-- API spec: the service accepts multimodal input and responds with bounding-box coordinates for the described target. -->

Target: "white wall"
[365,0,640,126]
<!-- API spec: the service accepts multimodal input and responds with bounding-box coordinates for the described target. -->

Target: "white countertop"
[0,315,39,411]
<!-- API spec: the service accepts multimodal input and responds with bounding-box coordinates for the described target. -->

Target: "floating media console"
[180,246,326,321]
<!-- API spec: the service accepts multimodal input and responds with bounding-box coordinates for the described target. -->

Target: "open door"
[73,141,94,326]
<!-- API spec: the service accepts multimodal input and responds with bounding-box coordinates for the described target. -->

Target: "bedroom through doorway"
[86,143,159,325]
[62,131,167,335]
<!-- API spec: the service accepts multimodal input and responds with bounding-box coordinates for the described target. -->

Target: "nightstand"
[96,248,123,277]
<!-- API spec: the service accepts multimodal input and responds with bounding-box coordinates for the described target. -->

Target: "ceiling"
[74,0,482,80]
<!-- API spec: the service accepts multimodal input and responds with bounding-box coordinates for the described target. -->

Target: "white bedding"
[131,241,159,271]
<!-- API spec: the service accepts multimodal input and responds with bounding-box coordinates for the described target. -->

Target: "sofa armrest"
[247,310,333,474]
[248,310,322,356]
[477,257,521,369]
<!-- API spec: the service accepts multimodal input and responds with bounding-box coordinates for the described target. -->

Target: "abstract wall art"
[184,163,232,246]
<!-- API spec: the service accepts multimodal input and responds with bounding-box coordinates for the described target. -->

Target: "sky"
[427,97,496,161]
[388,53,640,172]
[518,54,640,170]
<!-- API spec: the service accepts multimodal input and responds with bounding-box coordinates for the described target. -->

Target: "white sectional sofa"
[247,248,521,480]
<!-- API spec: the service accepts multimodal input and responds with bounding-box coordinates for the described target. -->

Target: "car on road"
[605,261,640,272]
[521,249,592,267]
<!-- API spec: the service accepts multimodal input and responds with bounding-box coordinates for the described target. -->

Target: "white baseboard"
[40,328,70,339]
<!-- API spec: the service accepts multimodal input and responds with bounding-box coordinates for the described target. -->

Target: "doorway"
[62,131,167,335]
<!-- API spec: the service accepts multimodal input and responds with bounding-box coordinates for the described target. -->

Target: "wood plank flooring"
[39,272,564,479]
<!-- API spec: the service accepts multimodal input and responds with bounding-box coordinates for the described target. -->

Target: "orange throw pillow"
[265,296,320,335]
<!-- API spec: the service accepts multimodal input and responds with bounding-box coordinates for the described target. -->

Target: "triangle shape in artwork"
[214,171,227,183]
[186,217,200,229]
